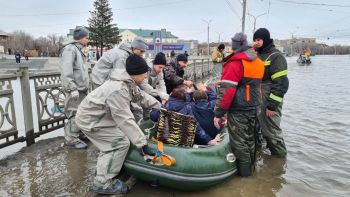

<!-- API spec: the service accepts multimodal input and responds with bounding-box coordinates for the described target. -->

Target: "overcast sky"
[1,0,350,45]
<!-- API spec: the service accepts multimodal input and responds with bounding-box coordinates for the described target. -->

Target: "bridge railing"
[0,59,214,148]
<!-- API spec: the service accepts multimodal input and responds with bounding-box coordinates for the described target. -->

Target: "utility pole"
[202,19,212,56]
[288,31,297,56]
[215,31,223,43]
[242,0,247,33]
[248,12,267,33]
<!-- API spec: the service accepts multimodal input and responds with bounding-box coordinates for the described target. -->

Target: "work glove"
[140,145,156,156]
[71,90,79,100]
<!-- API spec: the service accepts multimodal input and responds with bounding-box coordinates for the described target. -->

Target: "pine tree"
[88,0,121,56]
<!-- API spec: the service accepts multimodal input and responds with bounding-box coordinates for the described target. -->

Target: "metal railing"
[185,58,213,81]
[0,59,214,148]
[30,71,66,138]
[0,72,24,148]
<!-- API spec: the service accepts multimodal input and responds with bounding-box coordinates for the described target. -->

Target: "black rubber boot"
[238,163,252,177]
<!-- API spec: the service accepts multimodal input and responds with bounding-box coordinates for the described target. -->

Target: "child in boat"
[191,88,224,143]
[150,87,221,145]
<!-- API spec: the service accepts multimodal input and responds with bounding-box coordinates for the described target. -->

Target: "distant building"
[119,28,178,43]
[0,31,8,40]
[120,28,182,57]
[274,37,317,55]
[0,31,9,54]
[66,27,75,40]
[66,27,195,57]
[274,37,316,46]
[119,28,198,57]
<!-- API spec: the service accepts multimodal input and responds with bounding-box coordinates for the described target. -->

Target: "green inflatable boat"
[124,120,237,191]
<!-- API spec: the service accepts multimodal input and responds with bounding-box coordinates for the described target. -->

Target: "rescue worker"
[59,27,90,149]
[91,37,147,88]
[140,52,169,104]
[75,54,161,195]
[252,28,289,157]
[211,43,225,79]
[163,54,193,94]
[90,37,147,123]
[214,32,265,176]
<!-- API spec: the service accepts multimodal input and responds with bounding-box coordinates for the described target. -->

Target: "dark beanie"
[153,52,167,65]
[126,54,149,75]
[177,54,188,62]
[73,27,89,40]
[253,28,273,51]
[218,44,225,50]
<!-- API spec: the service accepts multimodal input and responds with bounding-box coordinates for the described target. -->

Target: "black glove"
[140,145,156,156]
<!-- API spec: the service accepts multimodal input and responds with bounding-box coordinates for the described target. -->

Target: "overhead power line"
[225,0,241,20]
[0,0,191,17]
[274,0,350,8]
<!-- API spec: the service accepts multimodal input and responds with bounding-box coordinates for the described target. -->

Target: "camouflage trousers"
[227,109,261,177]
[212,63,223,80]
[258,103,287,157]
[64,91,87,143]
[81,126,130,184]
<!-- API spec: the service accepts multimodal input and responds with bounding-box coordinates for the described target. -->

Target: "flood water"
[0,55,350,196]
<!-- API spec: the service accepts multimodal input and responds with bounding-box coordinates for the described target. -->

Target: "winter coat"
[211,49,224,63]
[163,62,185,94]
[75,71,161,148]
[59,40,89,92]
[191,90,220,141]
[215,47,263,118]
[257,43,289,111]
[139,65,169,100]
[91,43,132,87]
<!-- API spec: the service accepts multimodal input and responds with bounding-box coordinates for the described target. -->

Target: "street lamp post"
[242,0,247,33]
[215,31,223,43]
[202,19,212,57]
[248,12,268,33]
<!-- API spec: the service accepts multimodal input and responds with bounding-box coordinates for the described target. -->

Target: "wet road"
[0,55,350,196]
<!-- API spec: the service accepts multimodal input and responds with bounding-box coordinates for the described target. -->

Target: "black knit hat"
[153,52,167,65]
[126,54,149,75]
[218,44,225,50]
[177,54,188,62]
[253,28,273,50]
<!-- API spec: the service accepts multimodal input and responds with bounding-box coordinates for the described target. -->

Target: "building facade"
[119,28,198,57]
[119,28,178,44]
[0,31,9,54]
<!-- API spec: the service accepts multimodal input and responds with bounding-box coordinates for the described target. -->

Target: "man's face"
[178,61,188,69]
[254,38,264,48]
[131,72,147,85]
[133,48,145,57]
[79,36,89,46]
[153,64,165,74]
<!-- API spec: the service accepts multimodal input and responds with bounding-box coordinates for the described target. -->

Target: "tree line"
[1,31,64,57]
[1,0,122,57]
